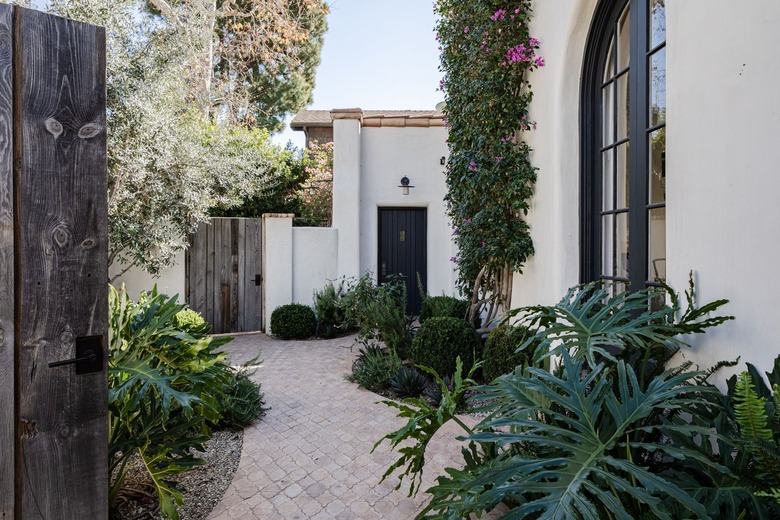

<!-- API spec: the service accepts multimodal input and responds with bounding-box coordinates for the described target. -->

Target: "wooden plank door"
[378,208,427,315]
[3,5,108,518]
[0,5,14,518]
[186,218,263,333]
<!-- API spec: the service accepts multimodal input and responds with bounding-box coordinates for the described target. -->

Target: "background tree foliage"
[147,0,328,129]
[435,0,543,329]
[39,0,328,277]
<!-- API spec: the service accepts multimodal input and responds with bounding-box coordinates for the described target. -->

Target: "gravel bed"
[111,429,243,520]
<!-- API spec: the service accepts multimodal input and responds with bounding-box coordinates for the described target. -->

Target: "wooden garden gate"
[0,5,108,519]
[186,218,263,333]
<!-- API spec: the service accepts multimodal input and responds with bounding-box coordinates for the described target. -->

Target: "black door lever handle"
[49,350,97,368]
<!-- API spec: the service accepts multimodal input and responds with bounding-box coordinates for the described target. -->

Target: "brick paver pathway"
[207,333,505,519]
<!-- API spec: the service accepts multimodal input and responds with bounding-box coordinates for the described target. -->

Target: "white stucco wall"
[292,227,338,305]
[332,118,362,279]
[262,215,294,334]
[358,126,458,297]
[110,249,186,302]
[512,0,780,377]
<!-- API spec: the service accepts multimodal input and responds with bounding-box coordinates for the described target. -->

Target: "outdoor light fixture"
[398,176,415,195]
[440,156,446,166]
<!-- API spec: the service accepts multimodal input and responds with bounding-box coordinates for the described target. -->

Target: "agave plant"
[389,367,430,398]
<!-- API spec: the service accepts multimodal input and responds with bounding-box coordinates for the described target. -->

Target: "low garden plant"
[270,302,316,339]
[313,279,355,338]
[418,295,470,324]
[376,278,780,518]
[218,362,267,430]
[409,316,481,378]
[347,341,403,392]
[481,325,535,382]
[108,285,233,519]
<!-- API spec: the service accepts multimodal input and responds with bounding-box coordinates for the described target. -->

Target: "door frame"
[377,207,428,315]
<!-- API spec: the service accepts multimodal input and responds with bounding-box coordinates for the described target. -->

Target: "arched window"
[581,0,666,293]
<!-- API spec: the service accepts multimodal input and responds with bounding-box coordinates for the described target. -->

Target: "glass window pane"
[602,83,614,146]
[650,0,666,49]
[603,39,615,82]
[649,129,666,204]
[616,211,629,279]
[601,214,614,278]
[648,207,666,282]
[616,142,630,210]
[617,5,630,71]
[610,281,627,297]
[602,150,614,211]
[650,48,666,126]
[617,72,629,140]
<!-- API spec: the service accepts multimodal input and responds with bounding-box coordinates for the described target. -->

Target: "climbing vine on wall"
[436,0,543,328]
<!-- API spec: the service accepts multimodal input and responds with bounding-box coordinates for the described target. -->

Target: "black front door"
[378,208,427,315]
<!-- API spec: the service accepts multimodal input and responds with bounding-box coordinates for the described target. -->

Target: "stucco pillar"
[331,108,363,279]
[262,213,294,333]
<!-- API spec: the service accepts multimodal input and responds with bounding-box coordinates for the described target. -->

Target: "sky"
[273,0,444,148]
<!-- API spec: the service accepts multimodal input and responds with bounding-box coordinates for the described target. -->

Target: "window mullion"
[627,0,648,290]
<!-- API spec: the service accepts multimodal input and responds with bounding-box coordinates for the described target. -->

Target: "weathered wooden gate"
[0,5,108,519]
[186,218,263,333]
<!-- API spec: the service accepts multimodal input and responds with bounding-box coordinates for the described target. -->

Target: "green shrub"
[348,342,402,392]
[481,326,536,382]
[410,316,482,377]
[173,308,210,334]
[270,303,316,339]
[314,280,354,338]
[419,295,470,323]
[218,365,266,429]
[389,367,429,398]
[109,285,233,519]
[342,273,412,356]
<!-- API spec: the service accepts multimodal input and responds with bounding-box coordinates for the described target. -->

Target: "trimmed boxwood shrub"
[482,326,535,382]
[419,296,470,323]
[270,303,316,339]
[410,316,482,377]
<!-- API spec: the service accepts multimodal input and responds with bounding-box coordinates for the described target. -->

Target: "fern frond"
[734,371,773,442]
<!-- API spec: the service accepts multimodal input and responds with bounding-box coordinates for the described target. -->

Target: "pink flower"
[468,161,478,172]
[529,38,540,47]
[490,9,507,21]
[481,241,487,247]
[463,26,470,33]
[535,56,546,67]
[463,218,472,223]
[495,155,504,163]
[450,256,458,263]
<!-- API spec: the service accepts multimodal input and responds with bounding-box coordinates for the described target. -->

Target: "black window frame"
[580,0,665,290]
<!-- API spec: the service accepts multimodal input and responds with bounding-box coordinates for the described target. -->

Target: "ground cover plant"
[376,279,780,518]
[109,286,265,519]
[108,286,232,519]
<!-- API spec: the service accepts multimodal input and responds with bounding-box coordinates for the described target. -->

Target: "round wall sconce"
[398,176,415,195]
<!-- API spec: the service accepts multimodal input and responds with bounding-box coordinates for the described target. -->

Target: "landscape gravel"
[111,429,243,520]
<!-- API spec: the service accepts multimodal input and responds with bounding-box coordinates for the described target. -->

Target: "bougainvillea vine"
[435,0,543,329]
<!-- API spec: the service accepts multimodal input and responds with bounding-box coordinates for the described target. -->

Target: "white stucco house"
[290,108,457,315]
[504,0,780,378]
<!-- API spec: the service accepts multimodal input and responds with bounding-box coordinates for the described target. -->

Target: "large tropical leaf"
[421,353,722,520]
[374,357,481,497]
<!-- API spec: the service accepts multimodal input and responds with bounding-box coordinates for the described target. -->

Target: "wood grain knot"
[56,425,73,442]
[0,33,10,61]
[81,237,96,249]
[21,419,37,440]
[52,224,71,248]
[0,327,4,346]
[78,122,102,139]
[44,117,63,138]
[59,329,74,348]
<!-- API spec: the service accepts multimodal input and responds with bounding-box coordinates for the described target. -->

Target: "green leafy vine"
[435,1,543,329]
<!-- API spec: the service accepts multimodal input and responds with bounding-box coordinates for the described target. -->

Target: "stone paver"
[207,333,506,519]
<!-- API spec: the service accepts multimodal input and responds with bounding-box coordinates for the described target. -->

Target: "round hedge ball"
[410,316,482,377]
[270,303,316,339]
